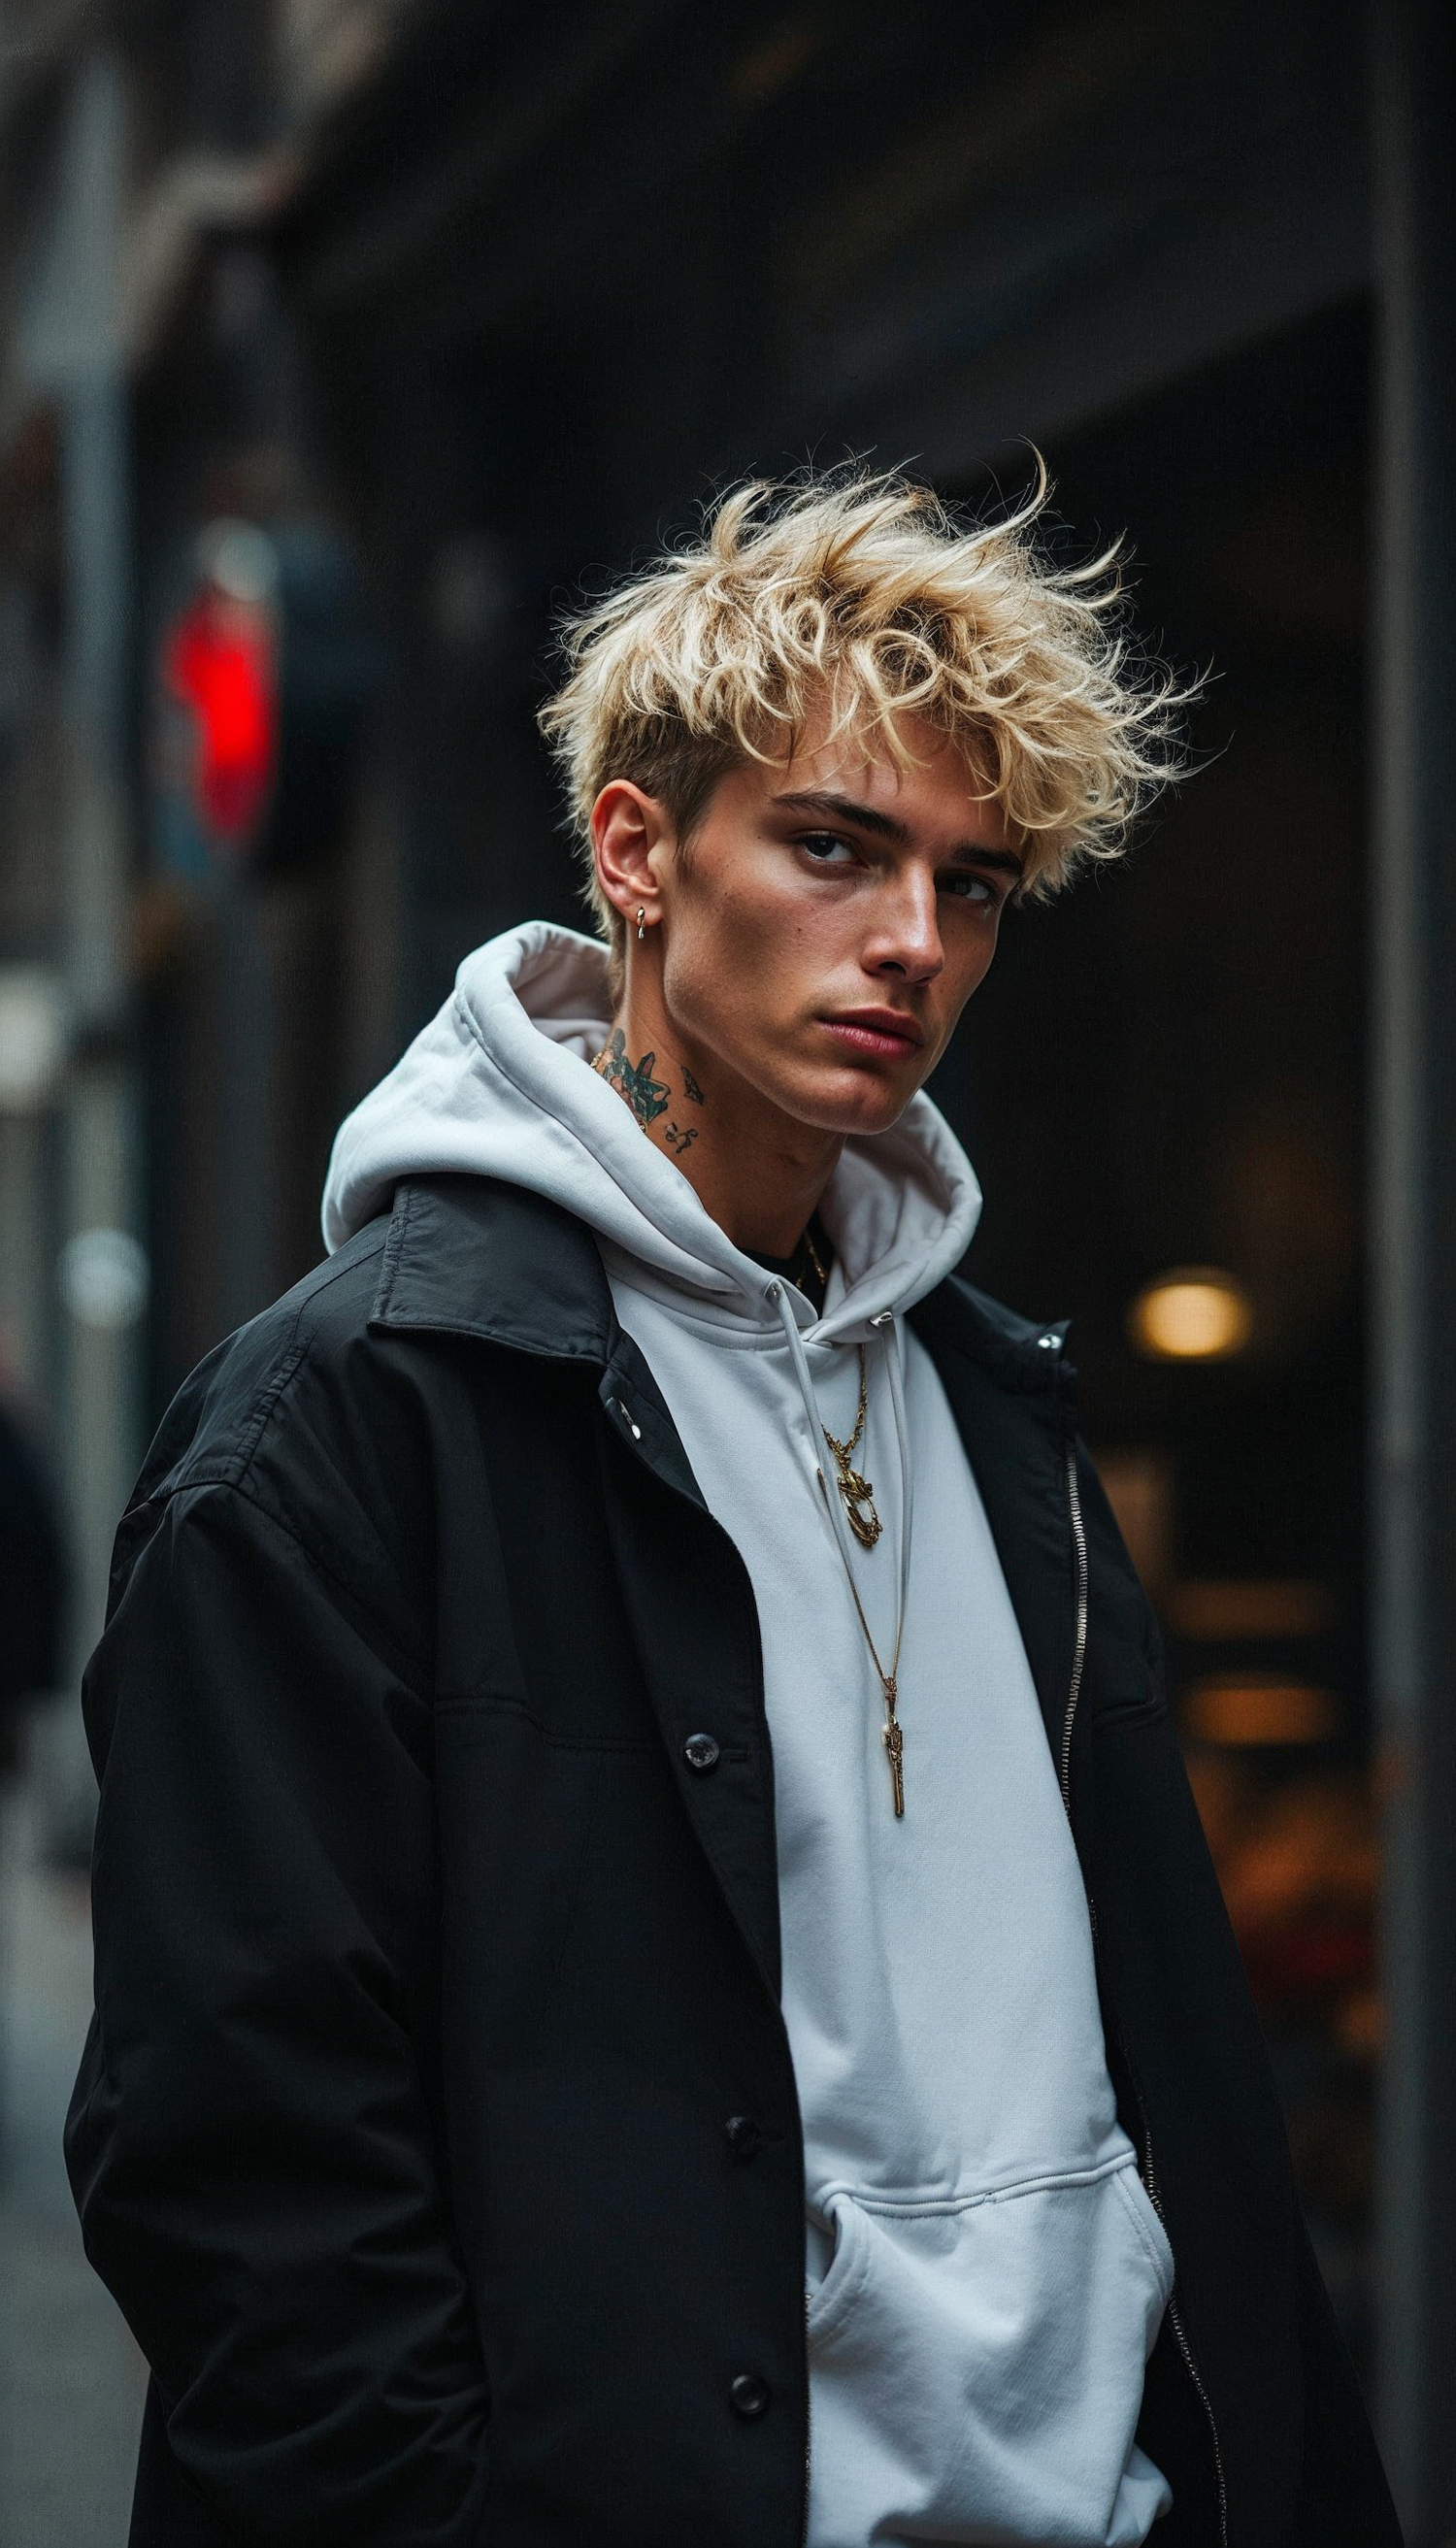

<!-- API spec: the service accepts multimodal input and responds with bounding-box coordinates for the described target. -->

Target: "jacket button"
[683,1732,720,1773]
[730,2372,771,2419]
[725,2114,761,2162]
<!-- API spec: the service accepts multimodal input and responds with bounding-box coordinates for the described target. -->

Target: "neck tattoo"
[593,1029,706,1157]
[592,1029,670,1128]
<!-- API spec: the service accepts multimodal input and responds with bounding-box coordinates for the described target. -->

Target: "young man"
[68,474,1398,2547]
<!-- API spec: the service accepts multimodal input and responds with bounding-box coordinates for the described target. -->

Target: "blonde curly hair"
[539,463,1188,972]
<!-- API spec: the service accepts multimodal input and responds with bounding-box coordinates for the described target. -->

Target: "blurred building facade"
[0,1,1451,2534]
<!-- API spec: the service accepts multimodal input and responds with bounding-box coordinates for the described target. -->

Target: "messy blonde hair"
[539,462,1187,973]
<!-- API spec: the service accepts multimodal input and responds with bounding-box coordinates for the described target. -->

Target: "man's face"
[644,711,1022,1139]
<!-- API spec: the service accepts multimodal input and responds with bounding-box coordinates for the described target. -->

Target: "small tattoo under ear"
[594,1028,670,1128]
[681,1066,705,1105]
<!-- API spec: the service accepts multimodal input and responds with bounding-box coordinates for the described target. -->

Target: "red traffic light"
[161,554,279,850]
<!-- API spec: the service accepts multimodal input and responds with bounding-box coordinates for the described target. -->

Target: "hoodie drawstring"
[877,1305,914,1634]
[767,1281,912,1816]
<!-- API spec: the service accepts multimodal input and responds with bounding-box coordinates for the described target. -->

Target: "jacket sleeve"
[65,1477,491,2547]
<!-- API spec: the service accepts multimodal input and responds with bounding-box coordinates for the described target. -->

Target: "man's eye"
[943,873,995,903]
[799,832,857,865]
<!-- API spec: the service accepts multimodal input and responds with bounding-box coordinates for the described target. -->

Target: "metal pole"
[35,52,145,1856]
[1371,3,1456,2536]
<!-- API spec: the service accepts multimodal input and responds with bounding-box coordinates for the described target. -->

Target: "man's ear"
[591,781,673,932]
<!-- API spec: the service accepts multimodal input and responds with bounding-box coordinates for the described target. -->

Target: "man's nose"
[868,872,944,982]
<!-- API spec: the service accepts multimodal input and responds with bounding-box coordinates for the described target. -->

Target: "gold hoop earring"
[636,906,647,942]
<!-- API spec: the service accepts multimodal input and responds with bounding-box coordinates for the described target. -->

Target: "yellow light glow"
[1168,1579,1334,1640]
[1183,1677,1338,1747]
[1129,1270,1253,1362]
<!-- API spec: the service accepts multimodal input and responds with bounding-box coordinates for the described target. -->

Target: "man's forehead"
[769,714,1009,843]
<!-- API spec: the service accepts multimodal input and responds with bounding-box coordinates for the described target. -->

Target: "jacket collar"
[369,1170,1067,1398]
[369,1174,616,1364]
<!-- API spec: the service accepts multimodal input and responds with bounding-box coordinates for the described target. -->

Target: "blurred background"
[0,1,1452,2539]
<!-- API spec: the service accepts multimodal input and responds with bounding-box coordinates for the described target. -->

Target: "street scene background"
[0,3,1451,2541]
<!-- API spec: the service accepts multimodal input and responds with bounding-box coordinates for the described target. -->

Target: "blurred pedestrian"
[67,472,1397,2546]
[0,1370,67,2192]
[0,1377,66,1781]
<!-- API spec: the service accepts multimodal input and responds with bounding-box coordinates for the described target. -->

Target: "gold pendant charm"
[836,1463,882,1549]
[821,1347,881,1549]
[882,1705,905,1817]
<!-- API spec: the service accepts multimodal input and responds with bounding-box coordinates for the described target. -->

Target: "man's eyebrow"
[772,789,1024,875]
[771,789,911,843]
[944,840,1025,877]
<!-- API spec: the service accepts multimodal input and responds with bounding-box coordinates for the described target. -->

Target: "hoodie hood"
[322,920,981,1343]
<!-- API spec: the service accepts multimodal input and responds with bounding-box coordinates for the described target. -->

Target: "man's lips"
[818,1010,927,1060]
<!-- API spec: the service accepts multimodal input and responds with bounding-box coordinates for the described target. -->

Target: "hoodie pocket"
[1111,2154,1175,2307]
[806,2190,873,2350]
[803,2156,1175,2547]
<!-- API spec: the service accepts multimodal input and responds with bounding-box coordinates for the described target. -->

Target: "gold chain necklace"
[819,1345,882,1550]
[813,1417,906,1818]
[820,1355,902,1814]
[815,1344,902,1817]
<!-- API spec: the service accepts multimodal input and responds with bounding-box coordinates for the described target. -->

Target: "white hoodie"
[323,921,1174,2548]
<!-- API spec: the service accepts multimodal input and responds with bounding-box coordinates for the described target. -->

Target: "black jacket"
[66,1175,1400,2548]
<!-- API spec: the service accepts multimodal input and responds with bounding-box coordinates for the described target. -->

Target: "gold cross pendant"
[882,1709,905,1818]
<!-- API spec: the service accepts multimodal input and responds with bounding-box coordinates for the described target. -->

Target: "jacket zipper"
[1058,1436,1230,2548]
[1139,2138,1230,2546]
[1058,1439,1090,1811]
[801,2288,812,2547]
